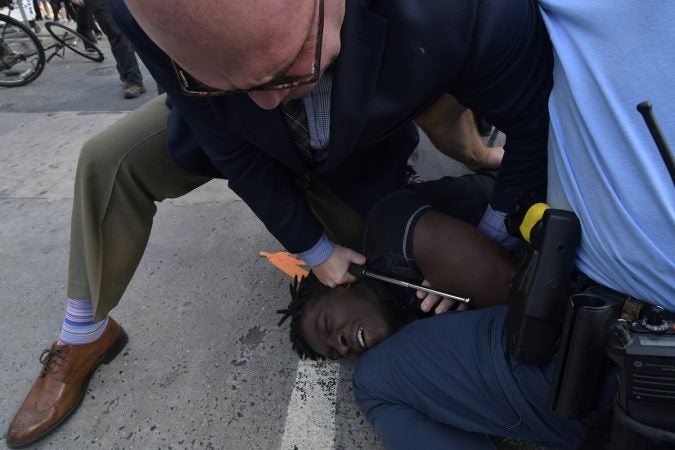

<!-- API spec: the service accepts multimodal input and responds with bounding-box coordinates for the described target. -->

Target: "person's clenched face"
[301,283,401,360]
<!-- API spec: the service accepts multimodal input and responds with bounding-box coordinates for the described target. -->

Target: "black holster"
[506,209,581,365]
[548,286,623,418]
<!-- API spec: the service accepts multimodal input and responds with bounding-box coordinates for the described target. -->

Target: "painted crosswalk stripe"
[280,359,340,450]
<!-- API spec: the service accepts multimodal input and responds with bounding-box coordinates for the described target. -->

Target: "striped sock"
[58,299,108,345]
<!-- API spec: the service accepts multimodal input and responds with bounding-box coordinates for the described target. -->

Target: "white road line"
[280,359,340,450]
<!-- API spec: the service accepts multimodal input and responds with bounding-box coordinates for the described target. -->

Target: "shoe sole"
[6,328,129,449]
[124,90,145,99]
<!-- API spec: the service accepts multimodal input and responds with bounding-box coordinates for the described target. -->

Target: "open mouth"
[356,324,368,351]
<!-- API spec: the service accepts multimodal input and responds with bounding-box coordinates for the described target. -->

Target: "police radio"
[606,307,675,433]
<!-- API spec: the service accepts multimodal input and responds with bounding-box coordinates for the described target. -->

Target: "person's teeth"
[357,325,367,349]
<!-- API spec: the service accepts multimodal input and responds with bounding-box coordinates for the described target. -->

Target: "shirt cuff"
[298,233,335,267]
[478,205,520,250]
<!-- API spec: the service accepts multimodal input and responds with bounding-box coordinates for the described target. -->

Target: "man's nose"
[248,89,290,110]
[333,329,350,358]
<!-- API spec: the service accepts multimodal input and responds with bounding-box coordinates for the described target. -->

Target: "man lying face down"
[278,173,517,359]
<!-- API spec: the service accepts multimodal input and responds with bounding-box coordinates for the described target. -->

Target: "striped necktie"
[280,99,314,162]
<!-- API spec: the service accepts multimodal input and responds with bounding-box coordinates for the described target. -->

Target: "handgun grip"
[348,263,366,278]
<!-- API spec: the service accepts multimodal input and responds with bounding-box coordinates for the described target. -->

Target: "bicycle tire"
[45,21,104,62]
[0,13,46,87]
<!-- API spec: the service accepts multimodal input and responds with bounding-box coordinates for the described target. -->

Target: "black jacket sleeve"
[455,0,553,212]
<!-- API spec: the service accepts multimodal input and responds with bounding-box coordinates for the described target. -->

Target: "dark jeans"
[50,0,73,21]
[78,0,143,85]
[33,0,42,20]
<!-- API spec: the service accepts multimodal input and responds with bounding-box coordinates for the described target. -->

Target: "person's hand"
[417,279,468,314]
[312,244,366,287]
[71,0,85,6]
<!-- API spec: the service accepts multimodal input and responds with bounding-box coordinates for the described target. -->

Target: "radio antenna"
[637,101,675,186]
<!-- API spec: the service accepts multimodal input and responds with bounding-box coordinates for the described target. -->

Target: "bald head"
[126,0,311,86]
[126,0,345,107]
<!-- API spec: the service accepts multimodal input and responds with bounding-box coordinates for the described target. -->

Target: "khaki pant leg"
[67,95,211,320]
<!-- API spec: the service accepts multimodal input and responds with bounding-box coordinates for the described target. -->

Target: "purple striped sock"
[58,299,108,345]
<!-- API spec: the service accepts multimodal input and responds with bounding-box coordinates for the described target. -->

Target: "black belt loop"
[571,270,601,295]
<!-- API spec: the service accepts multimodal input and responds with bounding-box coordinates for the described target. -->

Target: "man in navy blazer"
[120,0,551,283]
[6,0,553,446]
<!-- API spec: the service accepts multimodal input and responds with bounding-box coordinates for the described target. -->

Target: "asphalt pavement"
[0,21,545,450]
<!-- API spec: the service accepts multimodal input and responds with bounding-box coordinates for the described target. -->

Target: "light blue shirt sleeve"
[478,205,520,250]
[298,233,335,267]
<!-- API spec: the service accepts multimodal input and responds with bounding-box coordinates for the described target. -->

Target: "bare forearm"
[416,94,503,170]
[412,211,515,308]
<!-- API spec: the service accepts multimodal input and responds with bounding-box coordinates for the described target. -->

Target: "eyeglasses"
[173,0,324,97]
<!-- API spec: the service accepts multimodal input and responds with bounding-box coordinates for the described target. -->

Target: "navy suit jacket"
[110,0,552,255]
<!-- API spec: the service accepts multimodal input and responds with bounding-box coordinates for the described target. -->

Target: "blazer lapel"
[210,95,311,175]
[323,2,387,171]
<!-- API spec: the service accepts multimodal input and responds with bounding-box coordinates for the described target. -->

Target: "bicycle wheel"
[0,13,45,87]
[45,21,104,62]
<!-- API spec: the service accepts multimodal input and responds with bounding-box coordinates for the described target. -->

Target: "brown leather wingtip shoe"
[6,318,128,449]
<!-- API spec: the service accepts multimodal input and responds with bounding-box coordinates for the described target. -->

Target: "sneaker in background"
[124,83,146,99]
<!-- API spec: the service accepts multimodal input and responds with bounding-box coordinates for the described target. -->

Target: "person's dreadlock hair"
[277,271,330,360]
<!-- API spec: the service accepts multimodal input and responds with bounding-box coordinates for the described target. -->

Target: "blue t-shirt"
[539,1,675,309]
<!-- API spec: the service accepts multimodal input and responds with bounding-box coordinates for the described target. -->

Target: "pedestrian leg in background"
[90,9,101,37]
[5,95,212,448]
[39,0,52,20]
[84,0,146,98]
[73,3,94,41]
[32,0,42,20]
[49,0,71,21]
[63,0,75,20]
[49,0,59,20]
[16,0,41,33]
